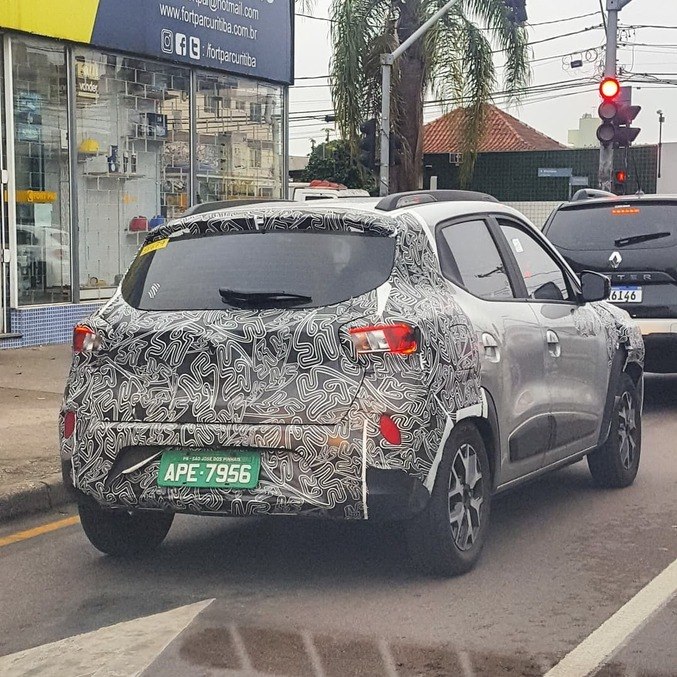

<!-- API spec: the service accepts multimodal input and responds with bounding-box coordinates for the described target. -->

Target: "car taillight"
[349,323,418,355]
[379,414,401,445]
[73,325,101,354]
[63,411,76,439]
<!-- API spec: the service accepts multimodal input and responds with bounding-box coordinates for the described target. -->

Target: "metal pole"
[65,46,80,304]
[599,6,618,191]
[657,110,664,180]
[379,0,461,195]
[379,56,392,197]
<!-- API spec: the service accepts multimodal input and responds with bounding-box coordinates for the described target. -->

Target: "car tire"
[587,372,641,489]
[78,498,174,557]
[405,421,492,576]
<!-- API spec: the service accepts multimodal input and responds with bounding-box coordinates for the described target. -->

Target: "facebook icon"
[175,33,187,56]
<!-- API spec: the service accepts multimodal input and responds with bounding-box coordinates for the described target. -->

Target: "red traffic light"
[615,170,627,184]
[600,77,621,101]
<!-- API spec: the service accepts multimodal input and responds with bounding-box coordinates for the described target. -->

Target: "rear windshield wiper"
[614,231,671,247]
[218,288,312,307]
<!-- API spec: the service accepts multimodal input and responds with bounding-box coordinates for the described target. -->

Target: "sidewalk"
[0,344,73,521]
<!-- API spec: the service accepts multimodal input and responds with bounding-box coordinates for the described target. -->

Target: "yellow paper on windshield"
[140,239,169,256]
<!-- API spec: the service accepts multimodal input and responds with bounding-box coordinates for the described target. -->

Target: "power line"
[529,10,600,28]
[624,24,677,30]
[295,13,332,23]
[288,76,599,120]
[295,9,602,28]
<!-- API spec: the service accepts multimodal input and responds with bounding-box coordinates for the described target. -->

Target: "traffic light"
[504,0,528,25]
[358,118,377,171]
[614,169,628,195]
[596,80,642,148]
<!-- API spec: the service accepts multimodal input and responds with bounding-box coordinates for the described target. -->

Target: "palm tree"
[330,0,530,191]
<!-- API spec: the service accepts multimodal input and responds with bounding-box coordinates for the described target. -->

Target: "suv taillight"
[349,323,418,355]
[73,325,101,354]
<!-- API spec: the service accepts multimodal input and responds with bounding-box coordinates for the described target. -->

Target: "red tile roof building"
[423,105,567,154]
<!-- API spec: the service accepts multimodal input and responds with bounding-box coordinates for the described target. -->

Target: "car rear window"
[546,203,677,251]
[121,230,396,311]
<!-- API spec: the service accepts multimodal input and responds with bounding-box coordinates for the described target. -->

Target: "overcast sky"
[289,0,677,156]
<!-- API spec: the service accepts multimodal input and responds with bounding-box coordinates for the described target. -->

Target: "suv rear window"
[121,230,396,311]
[546,202,677,251]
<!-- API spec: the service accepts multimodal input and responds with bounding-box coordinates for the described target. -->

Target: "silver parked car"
[60,191,644,576]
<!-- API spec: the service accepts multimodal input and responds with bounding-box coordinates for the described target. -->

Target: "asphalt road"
[0,375,675,676]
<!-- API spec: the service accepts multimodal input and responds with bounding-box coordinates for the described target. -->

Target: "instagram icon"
[160,29,173,54]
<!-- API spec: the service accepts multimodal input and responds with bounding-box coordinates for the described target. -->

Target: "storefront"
[0,0,292,347]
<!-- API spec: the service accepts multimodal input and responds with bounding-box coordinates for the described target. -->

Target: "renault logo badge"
[609,251,623,269]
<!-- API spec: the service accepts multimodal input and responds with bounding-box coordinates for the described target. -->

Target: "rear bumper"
[634,319,677,336]
[642,333,677,373]
[60,417,436,520]
[631,318,677,372]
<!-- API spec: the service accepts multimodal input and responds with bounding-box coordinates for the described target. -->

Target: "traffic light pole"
[379,0,462,196]
[599,0,633,191]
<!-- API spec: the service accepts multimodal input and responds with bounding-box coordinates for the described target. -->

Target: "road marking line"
[0,515,80,548]
[545,557,677,677]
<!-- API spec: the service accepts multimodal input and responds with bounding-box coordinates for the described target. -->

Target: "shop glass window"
[73,50,190,301]
[196,73,283,203]
[12,39,71,305]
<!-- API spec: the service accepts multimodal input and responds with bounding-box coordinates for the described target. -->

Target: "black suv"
[544,193,677,372]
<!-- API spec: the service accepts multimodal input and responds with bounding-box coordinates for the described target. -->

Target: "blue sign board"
[92,0,294,84]
[538,168,573,178]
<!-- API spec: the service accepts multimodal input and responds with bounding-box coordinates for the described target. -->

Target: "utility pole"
[657,110,665,179]
[379,0,462,196]
[599,0,634,191]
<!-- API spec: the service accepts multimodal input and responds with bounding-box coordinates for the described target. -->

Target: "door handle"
[482,333,500,363]
[546,330,561,358]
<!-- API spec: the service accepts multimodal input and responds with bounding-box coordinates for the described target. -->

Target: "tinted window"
[122,230,396,311]
[546,203,677,251]
[500,223,570,302]
[440,220,514,299]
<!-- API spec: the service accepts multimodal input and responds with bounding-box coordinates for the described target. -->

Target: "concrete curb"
[0,474,73,523]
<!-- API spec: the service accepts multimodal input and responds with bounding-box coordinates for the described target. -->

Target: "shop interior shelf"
[83,172,146,178]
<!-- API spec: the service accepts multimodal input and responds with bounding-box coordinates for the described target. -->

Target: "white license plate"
[609,286,643,303]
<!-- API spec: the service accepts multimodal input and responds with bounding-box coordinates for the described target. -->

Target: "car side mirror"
[580,271,611,303]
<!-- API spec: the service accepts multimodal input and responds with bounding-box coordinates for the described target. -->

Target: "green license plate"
[157,449,260,489]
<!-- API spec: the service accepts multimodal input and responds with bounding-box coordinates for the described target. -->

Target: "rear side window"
[121,230,396,311]
[547,203,677,251]
[439,220,514,299]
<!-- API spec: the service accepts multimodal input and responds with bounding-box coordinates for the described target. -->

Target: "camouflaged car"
[60,191,644,575]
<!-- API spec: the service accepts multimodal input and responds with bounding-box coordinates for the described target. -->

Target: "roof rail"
[570,189,616,202]
[376,190,499,211]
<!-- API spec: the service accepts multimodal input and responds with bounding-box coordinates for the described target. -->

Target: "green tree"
[330,0,530,191]
[302,139,376,191]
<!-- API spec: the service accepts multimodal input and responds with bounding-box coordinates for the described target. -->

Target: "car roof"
[556,193,677,211]
[162,193,538,244]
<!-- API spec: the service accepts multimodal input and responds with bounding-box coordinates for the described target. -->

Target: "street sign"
[570,176,589,186]
[538,168,573,178]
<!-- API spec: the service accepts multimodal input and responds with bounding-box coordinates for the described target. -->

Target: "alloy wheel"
[618,391,638,470]
[448,442,484,551]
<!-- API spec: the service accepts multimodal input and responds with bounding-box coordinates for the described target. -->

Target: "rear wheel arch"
[464,389,500,490]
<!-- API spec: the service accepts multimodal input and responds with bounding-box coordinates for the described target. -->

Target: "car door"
[437,217,551,485]
[494,217,610,464]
